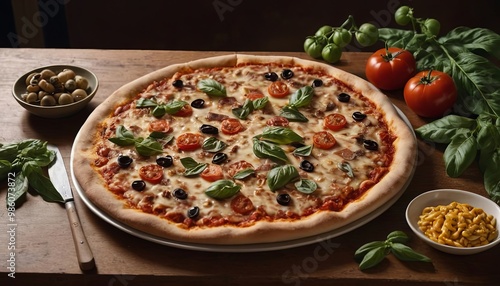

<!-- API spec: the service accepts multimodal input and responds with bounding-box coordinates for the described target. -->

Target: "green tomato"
[333,28,352,47]
[304,37,326,59]
[355,23,379,47]
[395,6,412,26]
[321,43,342,64]
[423,18,441,36]
[315,25,333,37]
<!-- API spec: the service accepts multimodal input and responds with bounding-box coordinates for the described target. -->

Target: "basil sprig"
[205,179,241,200]
[108,125,163,157]
[180,157,207,177]
[279,105,308,122]
[197,79,227,97]
[293,145,313,157]
[136,98,188,117]
[267,165,299,192]
[256,127,303,145]
[337,162,354,178]
[355,231,431,271]
[294,179,317,194]
[252,138,289,164]
[233,168,255,180]
[202,137,227,153]
[415,114,500,203]
[232,97,270,120]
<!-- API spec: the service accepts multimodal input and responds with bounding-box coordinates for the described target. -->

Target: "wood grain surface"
[0,48,497,286]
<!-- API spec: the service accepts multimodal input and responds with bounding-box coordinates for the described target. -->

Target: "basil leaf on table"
[205,179,241,200]
[22,161,63,203]
[108,125,136,146]
[267,165,299,192]
[479,148,500,204]
[354,241,386,261]
[202,137,227,153]
[232,99,254,120]
[294,179,317,194]
[279,105,309,122]
[385,230,409,244]
[358,246,389,271]
[11,172,29,206]
[252,138,289,164]
[390,243,432,262]
[289,86,314,108]
[233,168,255,180]
[415,115,476,144]
[443,132,478,177]
[0,160,12,180]
[257,127,303,145]
[134,137,163,157]
[293,145,313,157]
[197,79,227,97]
[180,157,207,177]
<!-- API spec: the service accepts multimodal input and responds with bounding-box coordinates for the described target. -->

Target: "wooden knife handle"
[65,200,95,271]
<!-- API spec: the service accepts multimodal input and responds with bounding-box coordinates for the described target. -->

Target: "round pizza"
[72,54,417,245]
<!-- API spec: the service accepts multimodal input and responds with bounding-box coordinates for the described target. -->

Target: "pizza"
[72,54,416,245]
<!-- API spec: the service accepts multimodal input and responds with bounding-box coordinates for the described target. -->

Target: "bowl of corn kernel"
[406,189,500,255]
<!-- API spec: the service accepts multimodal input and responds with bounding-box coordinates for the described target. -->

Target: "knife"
[47,144,95,271]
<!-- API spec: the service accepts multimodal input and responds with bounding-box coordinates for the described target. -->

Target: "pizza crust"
[73,54,417,245]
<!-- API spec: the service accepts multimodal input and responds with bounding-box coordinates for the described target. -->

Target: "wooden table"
[0,49,497,285]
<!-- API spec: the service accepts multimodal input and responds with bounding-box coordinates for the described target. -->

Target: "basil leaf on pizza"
[252,138,289,164]
[233,168,255,180]
[293,145,313,157]
[252,96,269,110]
[232,99,254,119]
[338,162,354,178]
[180,157,208,177]
[267,165,299,192]
[164,100,188,114]
[134,137,163,157]
[202,137,227,153]
[197,79,227,97]
[108,125,135,146]
[295,179,318,194]
[257,127,303,145]
[289,86,314,108]
[279,105,309,122]
[136,98,158,108]
[205,179,241,200]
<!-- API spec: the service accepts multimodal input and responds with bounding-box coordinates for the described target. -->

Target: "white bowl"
[406,189,500,255]
[12,65,98,118]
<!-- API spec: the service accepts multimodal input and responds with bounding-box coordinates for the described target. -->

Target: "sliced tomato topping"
[221,118,244,135]
[139,164,164,184]
[230,194,255,215]
[174,104,193,117]
[176,133,202,151]
[148,119,170,133]
[200,164,224,182]
[324,113,347,131]
[313,131,336,149]
[268,81,290,98]
[226,160,254,177]
[246,91,265,100]
[266,116,289,127]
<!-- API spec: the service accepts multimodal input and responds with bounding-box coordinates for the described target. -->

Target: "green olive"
[26,92,38,104]
[38,79,55,93]
[72,89,87,102]
[40,95,56,106]
[65,79,77,92]
[25,73,38,86]
[26,84,40,93]
[40,69,56,80]
[58,93,74,105]
[38,91,48,100]
[58,69,75,83]
[75,75,89,90]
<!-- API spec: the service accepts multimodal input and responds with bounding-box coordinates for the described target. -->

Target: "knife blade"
[47,144,95,271]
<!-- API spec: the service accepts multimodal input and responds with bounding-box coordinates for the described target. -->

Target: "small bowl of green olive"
[12,65,99,118]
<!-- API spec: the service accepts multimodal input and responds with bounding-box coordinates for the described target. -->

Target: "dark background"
[1,0,499,51]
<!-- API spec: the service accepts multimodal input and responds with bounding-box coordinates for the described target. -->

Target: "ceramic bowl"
[12,65,98,118]
[406,189,500,255]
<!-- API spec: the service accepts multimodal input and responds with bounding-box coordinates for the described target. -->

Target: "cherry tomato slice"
[226,160,254,177]
[148,119,170,133]
[324,113,347,131]
[200,164,224,182]
[313,131,336,149]
[246,91,265,100]
[174,104,193,117]
[266,116,289,127]
[139,164,164,184]
[176,133,202,151]
[268,81,290,98]
[221,118,244,135]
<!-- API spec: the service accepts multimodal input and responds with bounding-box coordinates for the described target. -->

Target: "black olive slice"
[212,153,228,164]
[363,139,379,151]
[172,79,183,88]
[281,69,294,80]
[200,124,219,135]
[131,180,146,191]
[299,160,315,172]
[173,188,188,200]
[264,72,278,82]
[337,93,351,103]
[191,98,205,109]
[187,206,200,218]
[117,155,133,168]
[156,155,173,167]
[352,111,367,121]
[312,79,323,87]
[276,194,291,206]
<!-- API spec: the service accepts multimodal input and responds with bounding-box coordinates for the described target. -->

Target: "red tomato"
[365,47,416,90]
[200,164,224,182]
[176,133,202,151]
[221,118,244,135]
[268,81,290,98]
[148,119,170,133]
[174,104,193,117]
[313,131,336,149]
[324,113,347,131]
[139,164,163,184]
[226,160,254,177]
[266,116,289,127]
[246,91,265,100]
[404,70,457,118]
